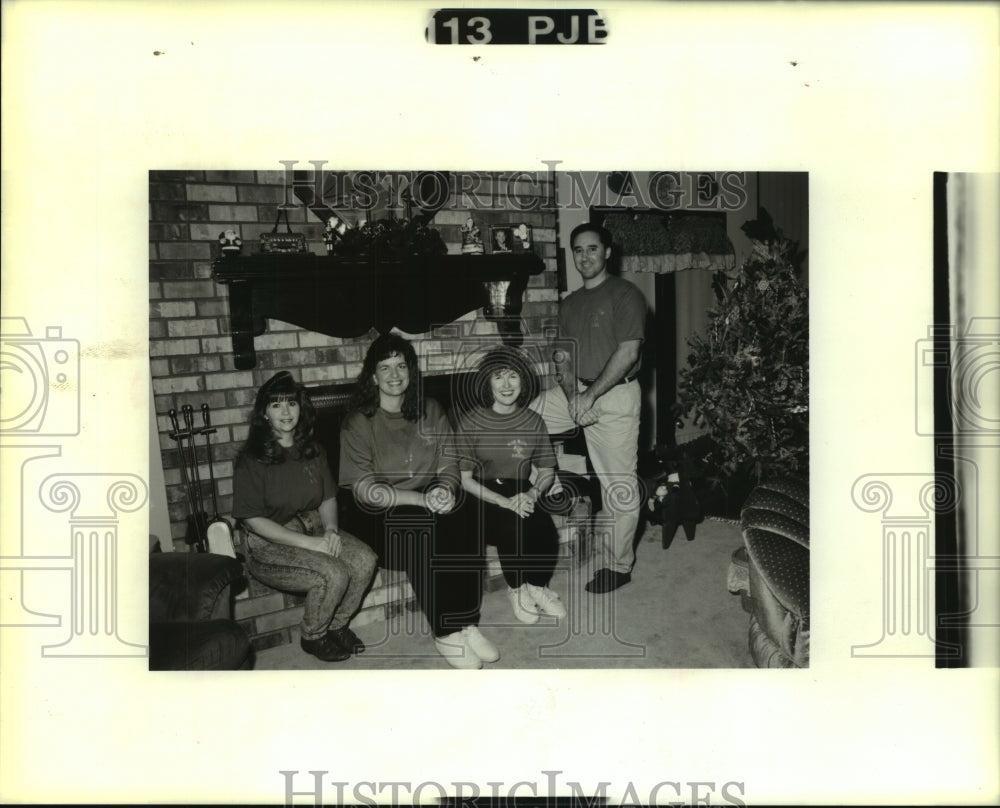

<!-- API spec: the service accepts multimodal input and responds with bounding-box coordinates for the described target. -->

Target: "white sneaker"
[507,585,540,624]
[526,583,567,618]
[462,625,500,663]
[434,631,482,669]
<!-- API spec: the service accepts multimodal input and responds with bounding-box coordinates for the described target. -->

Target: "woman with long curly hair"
[233,371,377,663]
[456,346,566,624]
[339,333,497,669]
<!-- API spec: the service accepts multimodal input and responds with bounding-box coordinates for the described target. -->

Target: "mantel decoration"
[490,225,513,254]
[677,208,808,487]
[512,223,532,252]
[604,211,736,273]
[322,214,348,253]
[323,215,447,260]
[218,228,242,258]
[259,209,308,254]
[461,217,485,255]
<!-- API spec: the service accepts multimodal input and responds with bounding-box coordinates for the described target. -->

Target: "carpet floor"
[253,517,753,670]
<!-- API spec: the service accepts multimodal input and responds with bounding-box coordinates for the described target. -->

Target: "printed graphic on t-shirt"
[509,438,528,459]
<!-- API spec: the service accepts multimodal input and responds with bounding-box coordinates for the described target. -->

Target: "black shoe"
[326,625,365,655]
[585,568,611,592]
[585,569,631,594]
[300,635,351,663]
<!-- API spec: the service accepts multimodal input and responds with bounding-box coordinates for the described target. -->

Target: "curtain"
[603,212,736,274]
[603,211,734,444]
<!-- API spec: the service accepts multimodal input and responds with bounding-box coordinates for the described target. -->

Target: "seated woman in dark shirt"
[232,371,377,663]
[339,333,498,669]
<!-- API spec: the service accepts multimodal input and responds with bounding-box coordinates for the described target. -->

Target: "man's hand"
[570,392,599,426]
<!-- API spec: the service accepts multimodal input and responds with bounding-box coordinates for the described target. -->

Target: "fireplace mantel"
[212,252,545,369]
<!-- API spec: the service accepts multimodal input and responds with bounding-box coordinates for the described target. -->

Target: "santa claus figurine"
[218,228,242,258]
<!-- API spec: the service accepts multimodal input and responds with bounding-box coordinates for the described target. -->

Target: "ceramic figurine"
[461,217,484,255]
[324,214,348,253]
[218,229,242,257]
[513,223,532,249]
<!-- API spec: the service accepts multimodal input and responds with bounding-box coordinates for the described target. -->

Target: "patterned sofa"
[739,476,810,668]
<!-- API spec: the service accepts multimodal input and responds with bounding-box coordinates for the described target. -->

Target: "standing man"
[532,222,645,593]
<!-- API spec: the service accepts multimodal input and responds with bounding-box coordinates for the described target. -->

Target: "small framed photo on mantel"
[511,223,532,253]
[489,225,513,254]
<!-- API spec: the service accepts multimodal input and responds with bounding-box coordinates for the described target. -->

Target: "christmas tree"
[677,208,809,488]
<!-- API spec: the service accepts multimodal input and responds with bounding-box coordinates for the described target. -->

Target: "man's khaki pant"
[530,380,642,574]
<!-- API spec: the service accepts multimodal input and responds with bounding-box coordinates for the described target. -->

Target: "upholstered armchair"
[149,551,252,670]
[739,476,810,668]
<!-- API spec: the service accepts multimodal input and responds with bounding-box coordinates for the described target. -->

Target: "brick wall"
[149,170,560,550]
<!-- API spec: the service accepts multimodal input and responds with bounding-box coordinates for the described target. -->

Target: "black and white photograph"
[489,224,514,253]
[512,221,532,252]
[2,1,997,806]
[147,169,809,672]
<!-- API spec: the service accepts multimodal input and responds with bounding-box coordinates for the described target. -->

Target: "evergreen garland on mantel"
[677,208,809,486]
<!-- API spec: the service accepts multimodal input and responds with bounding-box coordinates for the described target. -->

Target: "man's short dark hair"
[569,222,613,249]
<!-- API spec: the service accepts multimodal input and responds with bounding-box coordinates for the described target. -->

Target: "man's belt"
[578,374,638,387]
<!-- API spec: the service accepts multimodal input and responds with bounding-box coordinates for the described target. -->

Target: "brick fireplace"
[149,169,563,651]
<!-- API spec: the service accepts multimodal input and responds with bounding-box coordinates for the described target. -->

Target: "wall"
[147,377,171,551]
[148,170,559,550]
[757,171,809,282]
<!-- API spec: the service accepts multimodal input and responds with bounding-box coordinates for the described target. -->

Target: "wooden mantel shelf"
[212,252,545,369]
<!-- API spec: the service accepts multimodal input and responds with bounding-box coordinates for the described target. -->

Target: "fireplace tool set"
[167,403,236,557]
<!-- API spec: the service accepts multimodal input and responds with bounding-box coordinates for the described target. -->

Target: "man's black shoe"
[585,568,611,592]
[585,569,631,594]
[326,625,365,654]
[301,634,351,662]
